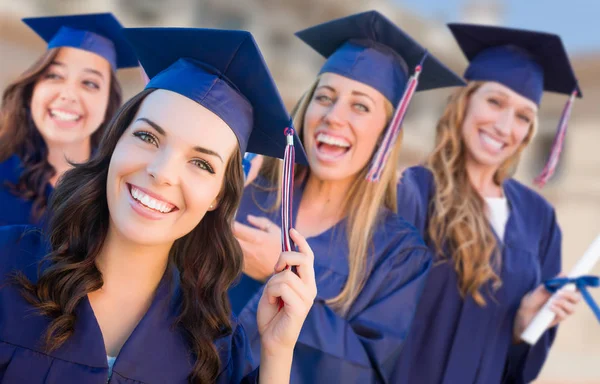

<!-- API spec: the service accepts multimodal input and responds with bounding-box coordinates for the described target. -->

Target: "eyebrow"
[135,117,224,163]
[316,85,376,104]
[485,90,537,114]
[50,61,105,80]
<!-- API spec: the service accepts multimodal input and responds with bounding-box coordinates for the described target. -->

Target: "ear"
[208,199,219,211]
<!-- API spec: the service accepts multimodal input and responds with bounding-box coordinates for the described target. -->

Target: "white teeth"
[481,132,504,150]
[316,133,350,148]
[130,186,174,213]
[50,109,80,121]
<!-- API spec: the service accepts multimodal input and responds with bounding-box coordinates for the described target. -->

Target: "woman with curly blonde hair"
[396,24,584,383]
[228,11,465,383]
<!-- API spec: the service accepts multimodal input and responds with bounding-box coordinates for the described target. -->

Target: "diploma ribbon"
[544,276,600,322]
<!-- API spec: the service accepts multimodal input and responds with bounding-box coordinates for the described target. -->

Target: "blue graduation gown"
[0,225,258,383]
[0,155,52,227]
[228,176,433,383]
[395,166,561,384]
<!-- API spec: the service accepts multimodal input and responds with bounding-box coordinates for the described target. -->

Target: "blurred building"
[0,0,598,382]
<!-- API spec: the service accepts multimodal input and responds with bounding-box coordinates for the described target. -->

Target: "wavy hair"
[16,88,245,383]
[0,48,122,221]
[425,81,538,305]
[257,76,399,315]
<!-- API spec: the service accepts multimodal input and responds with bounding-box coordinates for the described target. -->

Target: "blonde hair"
[426,81,538,305]
[256,76,399,315]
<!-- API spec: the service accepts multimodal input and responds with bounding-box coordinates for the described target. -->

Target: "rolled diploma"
[520,234,600,345]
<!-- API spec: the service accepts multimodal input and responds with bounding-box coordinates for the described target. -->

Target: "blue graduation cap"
[122,27,307,164]
[296,10,465,181]
[22,13,139,70]
[448,23,582,187]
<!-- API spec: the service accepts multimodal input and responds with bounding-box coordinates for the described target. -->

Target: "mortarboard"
[23,13,139,70]
[449,23,582,187]
[296,11,465,181]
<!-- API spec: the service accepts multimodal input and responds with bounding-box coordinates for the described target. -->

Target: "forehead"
[319,72,386,100]
[53,46,111,75]
[133,89,239,158]
[477,81,538,112]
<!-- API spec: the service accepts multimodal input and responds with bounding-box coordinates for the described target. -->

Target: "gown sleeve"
[396,166,434,235]
[216,321,259,384]
[238,238,432,383]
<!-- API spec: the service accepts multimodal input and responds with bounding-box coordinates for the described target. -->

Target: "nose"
[146,150,179,186]
[494,108,514,136]
[323,100,347,128]
[57,81,79,104]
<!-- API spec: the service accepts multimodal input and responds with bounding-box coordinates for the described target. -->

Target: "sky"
[397,0,600,54]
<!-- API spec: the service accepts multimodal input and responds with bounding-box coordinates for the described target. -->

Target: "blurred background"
[1,0,598,382]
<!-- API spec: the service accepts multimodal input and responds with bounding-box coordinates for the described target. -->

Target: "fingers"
[247,215,279,233]
[266,269,314,306]
[549,291,582,325]
[289,229,313,260]
[233,221,264,243]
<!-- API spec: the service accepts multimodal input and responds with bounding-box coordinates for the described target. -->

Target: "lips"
[314,131,351,161]
[479,131,506,154]
[49,108,82,122]
[127,183,178,214]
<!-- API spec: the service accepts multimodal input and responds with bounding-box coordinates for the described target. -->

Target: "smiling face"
[461,81,538,171]
[302,73,390,182]
[29,47,112,149]
[106,89,239,246]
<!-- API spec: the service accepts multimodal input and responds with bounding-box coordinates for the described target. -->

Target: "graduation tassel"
[534,89,578,188]
[366,52,428,182]
[281,128,296,253]
[279,127,296,310]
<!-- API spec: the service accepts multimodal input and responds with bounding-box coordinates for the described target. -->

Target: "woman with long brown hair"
[0,13,137,226]
[228,11,464,383]
[395,25,585,383]
[0,27,316,383]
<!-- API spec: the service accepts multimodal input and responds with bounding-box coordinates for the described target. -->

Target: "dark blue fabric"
[123,27,307,164]
[0,155,51,227]
[396,166,561,384]
[448,23,582,104]
[0,225,258,383]
[22,13,139,70]
[295,10,465,105]
[229,176,433,383]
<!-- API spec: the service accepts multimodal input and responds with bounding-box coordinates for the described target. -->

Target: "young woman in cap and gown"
[395,24,586,383]
[0,26,317,383]
[228,11,465,383]
[0,13,138,227]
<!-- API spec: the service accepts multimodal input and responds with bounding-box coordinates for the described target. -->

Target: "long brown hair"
[16,89,245,383]
[258,76,399,315]
[0,48,123,221]
[426,81,538,305]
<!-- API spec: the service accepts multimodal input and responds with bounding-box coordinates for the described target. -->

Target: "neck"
[465,157,503,198]
[95,222,172,296]
[301,173,353,219]
[46,139,92,185]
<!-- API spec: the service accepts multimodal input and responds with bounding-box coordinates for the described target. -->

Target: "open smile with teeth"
[49,109,82,122]
[479,131,506,152]
[315,132,351,159]
[128,184,177,214]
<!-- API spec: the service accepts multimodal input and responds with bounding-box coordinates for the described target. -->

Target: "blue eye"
[354,103,369,113]
[315,94,333,104]
[191,159,215,174]
[133,131,158,147]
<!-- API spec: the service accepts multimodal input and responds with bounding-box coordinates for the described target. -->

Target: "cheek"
[83,90,111,122]
[512,124,531,146]
[30,83,53,117]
